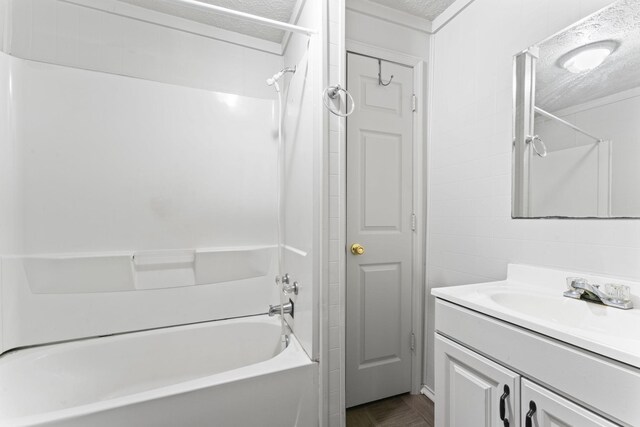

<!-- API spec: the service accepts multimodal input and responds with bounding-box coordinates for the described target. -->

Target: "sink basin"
[432,264,640,369]
[490,289,605,322]
[487,288,639,339]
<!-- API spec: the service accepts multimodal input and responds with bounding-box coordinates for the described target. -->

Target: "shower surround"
[0,0,324,424]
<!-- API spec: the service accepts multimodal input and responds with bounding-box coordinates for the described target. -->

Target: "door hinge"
[410,332,416,351]
[411,213,416,231]
[412,94,417,112]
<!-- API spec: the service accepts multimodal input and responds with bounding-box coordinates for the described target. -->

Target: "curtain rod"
[160,0,317,36]
[534,106,603,143]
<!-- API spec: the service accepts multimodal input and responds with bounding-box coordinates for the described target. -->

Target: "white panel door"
[521,379,618,427]
[345,53,414,407]
[435,335,520,427]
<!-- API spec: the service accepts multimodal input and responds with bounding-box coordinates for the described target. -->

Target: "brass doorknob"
[350,243,365,255]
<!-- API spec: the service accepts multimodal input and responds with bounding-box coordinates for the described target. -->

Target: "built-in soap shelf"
[22,246,275,294]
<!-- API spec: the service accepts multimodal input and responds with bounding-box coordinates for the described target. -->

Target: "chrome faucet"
[268,301,294,317]
[564,277,633,310]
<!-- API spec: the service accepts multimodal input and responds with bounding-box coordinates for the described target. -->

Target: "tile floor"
[346,393,434,426]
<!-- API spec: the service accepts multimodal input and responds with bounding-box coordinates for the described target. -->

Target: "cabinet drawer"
[436,334,520,427]
[522,379,618,427]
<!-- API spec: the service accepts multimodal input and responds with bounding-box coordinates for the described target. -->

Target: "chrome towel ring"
[526,135,547,158]
[323,84,355,117]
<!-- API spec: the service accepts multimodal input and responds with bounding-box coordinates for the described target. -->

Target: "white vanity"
[433,264,640,427]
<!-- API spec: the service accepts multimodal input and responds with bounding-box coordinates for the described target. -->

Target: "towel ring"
[323,84,355,117]
[526,135,547,158]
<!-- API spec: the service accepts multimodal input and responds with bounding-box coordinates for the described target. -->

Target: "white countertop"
[432,264,640,369]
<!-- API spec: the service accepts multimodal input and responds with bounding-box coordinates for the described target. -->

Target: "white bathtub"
[0,316,317,427]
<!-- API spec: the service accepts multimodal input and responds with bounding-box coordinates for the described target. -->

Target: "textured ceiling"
[119,0,298,43]
[368,0,458,21]
[121,0,457,44]
[536,0,640,112]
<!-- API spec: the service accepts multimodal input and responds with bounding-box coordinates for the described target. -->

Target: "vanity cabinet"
[436,334,619,427]
[432,265,640,426]
[434,298,637,427]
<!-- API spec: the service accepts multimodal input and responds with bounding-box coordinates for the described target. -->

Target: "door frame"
[344,40,427,397]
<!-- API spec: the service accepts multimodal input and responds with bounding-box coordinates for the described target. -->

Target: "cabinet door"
[521,379,618,427]
[436,334,520,427]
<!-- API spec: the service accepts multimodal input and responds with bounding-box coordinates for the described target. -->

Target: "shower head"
[266,66,297,86]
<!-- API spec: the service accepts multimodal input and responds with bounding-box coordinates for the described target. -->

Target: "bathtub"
[0,315,317,427]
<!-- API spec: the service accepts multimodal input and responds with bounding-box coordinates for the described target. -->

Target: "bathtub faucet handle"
[283,281,299,295]
[275,273,291,286]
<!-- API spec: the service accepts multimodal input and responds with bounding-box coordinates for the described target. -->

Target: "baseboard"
[420,385,435,402]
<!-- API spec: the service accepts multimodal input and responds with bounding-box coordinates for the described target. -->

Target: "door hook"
[378,59,393,86]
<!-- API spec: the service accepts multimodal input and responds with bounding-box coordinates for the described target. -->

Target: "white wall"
[425,0,634,392]
[535,88,640,216]
[4,0,282,99]
[280,0,323,361]
[345,8,430,60]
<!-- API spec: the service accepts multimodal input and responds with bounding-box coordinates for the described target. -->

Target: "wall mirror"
[512,0,640,218]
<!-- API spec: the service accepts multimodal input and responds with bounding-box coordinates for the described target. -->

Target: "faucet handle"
[275,273,290,286]
[604,283,631,303]
[565,277,586,298]
[566,277,587,289]
[283,281,299,295]
[567,276,592,288]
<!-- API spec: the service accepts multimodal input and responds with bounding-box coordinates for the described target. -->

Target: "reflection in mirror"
[512,0,640,218]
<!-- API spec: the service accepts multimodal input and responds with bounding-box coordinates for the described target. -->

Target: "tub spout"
[268,301,293,317]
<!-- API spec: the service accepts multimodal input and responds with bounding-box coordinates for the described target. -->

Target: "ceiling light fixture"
[559,40,619,74]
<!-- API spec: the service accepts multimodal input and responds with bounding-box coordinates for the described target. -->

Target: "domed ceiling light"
[559,40,619,74]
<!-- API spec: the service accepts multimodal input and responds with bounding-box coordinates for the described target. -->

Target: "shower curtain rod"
[534,106,603,143]
[160,0,317,36]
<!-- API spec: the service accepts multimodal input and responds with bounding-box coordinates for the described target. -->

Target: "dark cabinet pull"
[499,385,510,427]
[525,400,537,427]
